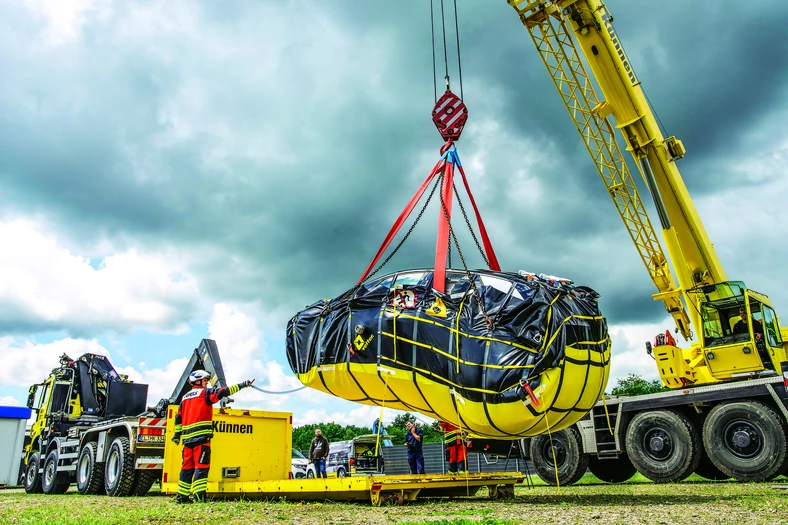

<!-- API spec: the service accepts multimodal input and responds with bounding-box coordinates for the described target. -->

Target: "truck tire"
[76,442,106,495]
[23,451,43,494]
[693,453,729,481]
[42,450,70,494]
[131,470,159,496]
[587,454,636,483]
[529,427,588,486]
[702,400,787,482]
[625,409,701,483]
[105,437,135,497]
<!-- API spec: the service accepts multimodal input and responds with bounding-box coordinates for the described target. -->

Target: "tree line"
[292,413,444,451]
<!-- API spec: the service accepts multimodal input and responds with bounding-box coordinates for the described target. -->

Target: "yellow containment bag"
[286,269,610,438]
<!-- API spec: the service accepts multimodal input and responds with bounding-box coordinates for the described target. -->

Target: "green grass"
[398,518,518,525]
[2,478,787,525]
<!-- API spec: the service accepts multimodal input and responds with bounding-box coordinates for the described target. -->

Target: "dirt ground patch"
[2,475,787,525]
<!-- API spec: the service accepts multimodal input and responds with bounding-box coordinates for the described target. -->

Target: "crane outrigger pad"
[286,269,610,438]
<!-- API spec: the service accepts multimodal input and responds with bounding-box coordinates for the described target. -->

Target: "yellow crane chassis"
[162,472,523,506]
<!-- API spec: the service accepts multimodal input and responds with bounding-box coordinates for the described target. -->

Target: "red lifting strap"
[433,159,455,293]
[357,144,500,293]
[356,158,445,285]
[456,163,500,272]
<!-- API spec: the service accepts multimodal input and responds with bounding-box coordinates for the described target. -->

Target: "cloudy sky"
[2,0,787,427]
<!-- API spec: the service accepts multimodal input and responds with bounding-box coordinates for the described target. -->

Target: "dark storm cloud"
[0,0,786,336]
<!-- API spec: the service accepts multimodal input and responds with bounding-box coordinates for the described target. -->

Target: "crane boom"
[508,0,729,340]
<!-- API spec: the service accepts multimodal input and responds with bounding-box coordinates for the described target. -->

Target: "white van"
[326,435,385,477]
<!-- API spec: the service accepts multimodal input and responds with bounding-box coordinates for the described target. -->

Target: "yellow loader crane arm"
[508,0,787,386]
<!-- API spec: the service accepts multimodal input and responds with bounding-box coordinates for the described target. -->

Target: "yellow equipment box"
[161,406,292,492]
[160,405,523,505]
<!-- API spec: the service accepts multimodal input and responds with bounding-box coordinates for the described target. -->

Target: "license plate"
[137,435,165,444]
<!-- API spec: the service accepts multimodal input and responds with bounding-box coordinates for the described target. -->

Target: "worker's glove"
[242,379,256,389]
[171,433,181,445]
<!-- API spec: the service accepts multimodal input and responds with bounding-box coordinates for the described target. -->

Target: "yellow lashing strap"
[374,305,396,458]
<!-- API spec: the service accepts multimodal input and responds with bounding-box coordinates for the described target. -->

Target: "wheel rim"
[642,426,673,461]
[338,469,346,478]
[107,449,119,486]
[541,438,567,468]
[26,460,37,486]
[307,471,314,478]
[78,453,90,484]
[45,457,56,486]
[722,418,763,459]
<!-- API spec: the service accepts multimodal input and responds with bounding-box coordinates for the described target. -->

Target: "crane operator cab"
[694,281,785,379]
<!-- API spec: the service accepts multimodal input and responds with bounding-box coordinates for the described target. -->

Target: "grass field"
[2,474,787,525]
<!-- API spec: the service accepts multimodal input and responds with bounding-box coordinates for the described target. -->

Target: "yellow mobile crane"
[505,0,788,484]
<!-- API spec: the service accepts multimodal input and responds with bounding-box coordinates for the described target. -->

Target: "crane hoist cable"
[355,144,500,292]
[249,384,306,395]
[430,0,464,99]
[355,0,496,297]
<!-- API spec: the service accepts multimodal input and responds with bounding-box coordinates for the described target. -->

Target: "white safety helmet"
[188,370,213,384]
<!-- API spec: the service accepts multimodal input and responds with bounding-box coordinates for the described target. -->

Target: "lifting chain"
[437,172,493,329]
[366,174,443,282]
[321,175,443,317]
[452,181,490,268]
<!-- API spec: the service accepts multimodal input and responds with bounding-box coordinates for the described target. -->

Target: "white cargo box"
[0,406,31,486]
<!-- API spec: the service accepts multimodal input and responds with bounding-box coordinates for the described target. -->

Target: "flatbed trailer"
[162,472,523,505]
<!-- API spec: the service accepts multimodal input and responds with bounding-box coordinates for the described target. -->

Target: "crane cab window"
[728,303,763,338]
[762,305,783,348]
[701,301,754,347]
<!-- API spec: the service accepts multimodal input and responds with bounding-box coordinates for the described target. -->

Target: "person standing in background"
[438,420,467,474]
[309,428,330,478]
[404,420,425,474]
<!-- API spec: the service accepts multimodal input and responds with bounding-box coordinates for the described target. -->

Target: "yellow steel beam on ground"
[162,472,524,506]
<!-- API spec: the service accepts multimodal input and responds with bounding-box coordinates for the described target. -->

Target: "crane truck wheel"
[23,451,43,494]
[693,452,729,481]
[587,454,636,483]
[625,409,701,483]
[42,450,70,494]
[131,471,159,497]
[76,442,106,495]
[104,437,136,497]
[702,401,787,482]
[529,427,588,486]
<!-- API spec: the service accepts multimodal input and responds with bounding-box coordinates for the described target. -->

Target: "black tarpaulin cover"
[286,268,610,438]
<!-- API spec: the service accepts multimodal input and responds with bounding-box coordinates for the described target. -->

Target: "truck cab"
[694,282,786,379]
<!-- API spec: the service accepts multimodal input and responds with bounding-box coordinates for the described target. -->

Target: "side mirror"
[27,385,38,409]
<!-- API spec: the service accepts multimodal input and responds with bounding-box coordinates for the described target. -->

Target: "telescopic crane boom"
[508,0,787,387]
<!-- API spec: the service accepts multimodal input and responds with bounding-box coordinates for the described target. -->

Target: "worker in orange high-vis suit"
[438,421,467,474]
[172,370,254,503]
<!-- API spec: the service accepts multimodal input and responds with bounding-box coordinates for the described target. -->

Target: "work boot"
[448,462,457,474]
[458,460,467,473]
[174,495,192,504]
[192,491,208,503]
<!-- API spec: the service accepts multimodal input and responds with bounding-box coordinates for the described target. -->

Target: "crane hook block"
[432,90,468,141]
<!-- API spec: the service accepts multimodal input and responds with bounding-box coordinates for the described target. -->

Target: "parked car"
[291,448,316,479]
[326,435,385,477]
